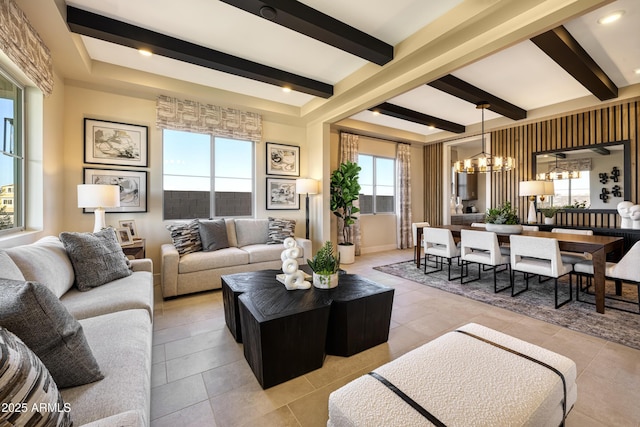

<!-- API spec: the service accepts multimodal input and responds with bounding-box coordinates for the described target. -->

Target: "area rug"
[374,260,640,350]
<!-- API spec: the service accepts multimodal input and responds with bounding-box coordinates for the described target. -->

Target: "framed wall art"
[266,142,299,176]
[83,168,148,213]
[266,178,299,210]
[84,118,148,167]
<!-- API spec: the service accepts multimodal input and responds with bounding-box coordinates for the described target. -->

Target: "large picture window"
[163,130,254,219]
[358,154,395,214]
[0,69,23,234]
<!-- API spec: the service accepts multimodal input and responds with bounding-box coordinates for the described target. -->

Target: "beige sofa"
[161,218,311,298]
[1,236,154,426]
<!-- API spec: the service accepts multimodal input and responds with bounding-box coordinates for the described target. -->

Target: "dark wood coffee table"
[222,269,394,388]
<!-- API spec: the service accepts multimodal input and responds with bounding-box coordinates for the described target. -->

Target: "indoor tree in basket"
[485,201,523,233]
[307,241,340,289]
[330,161,361,264]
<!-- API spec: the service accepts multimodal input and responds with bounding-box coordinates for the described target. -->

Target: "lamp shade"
[519,180,546,197]
[295,178,318,195]
[542,180,555,196]
[77,184,121,208]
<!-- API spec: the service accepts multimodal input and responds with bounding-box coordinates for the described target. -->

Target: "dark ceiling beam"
[590,146,610,155]
[66,6,333,98]
[369,102,465,134]
[219,0,393,66]
[428,75,527,121]
[531,26,617,101]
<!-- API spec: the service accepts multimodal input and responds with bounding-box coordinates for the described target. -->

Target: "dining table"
[415,225,624,314]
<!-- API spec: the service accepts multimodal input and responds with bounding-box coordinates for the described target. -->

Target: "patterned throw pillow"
[267,217,296,245]
[166,219,203,255]
[0,279,104,388]
[60,228,132,291]
[0,327,72,427]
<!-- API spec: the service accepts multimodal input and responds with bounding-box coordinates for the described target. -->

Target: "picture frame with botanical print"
[266,178,299,210]
[118,219,140,240]
[84,118,148,167]
[266,142,300,176]
[116,227,134,246]
[83,168,148,213]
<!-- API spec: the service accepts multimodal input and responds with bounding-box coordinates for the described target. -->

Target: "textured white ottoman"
[328,323,576,427]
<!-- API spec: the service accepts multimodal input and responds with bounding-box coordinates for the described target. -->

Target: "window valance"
[0,0,53,96]
[156,95,262,144]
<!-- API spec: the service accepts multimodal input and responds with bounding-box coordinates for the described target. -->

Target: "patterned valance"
[0,0,53,96]
[156,95,262,144]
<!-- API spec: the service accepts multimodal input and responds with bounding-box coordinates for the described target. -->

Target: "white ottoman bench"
[328,323,576,427]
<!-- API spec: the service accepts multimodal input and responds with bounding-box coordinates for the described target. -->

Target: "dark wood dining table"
[415,225,624,314]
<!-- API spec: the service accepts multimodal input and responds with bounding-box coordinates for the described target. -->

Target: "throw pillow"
[166,219,202,255]
[267,217,296,244]
[0,327,72,427]
[60,228,132,291]
[199,219,230,252]
[0,279,104,388]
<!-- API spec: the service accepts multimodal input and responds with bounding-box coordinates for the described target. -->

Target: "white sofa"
[1,236,154,426]
[161,218,311,298]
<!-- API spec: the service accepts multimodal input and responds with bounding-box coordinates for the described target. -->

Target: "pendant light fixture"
[536,155,581,180]
[454,102,514,174]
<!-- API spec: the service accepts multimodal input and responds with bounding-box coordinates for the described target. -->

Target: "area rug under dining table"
[374,260,640,350]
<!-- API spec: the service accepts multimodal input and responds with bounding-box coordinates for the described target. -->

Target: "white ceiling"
[32,0,640,138]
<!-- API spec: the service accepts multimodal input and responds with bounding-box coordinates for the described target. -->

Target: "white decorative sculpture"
[629,205,640,230]
[617,201,634,229]
[279,237,311,290]
[455,196,464,214]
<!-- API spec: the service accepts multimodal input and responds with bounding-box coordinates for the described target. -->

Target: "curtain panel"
[396,143,412,249]
[338,132,361,256]
[156,95,263,144]
[0,0,53,96]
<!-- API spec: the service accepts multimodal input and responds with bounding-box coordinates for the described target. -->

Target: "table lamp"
[519,180,547,224]
[295,178,318,239]
[77,184,121,232]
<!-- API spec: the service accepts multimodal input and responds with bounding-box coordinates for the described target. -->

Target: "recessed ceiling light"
[634,68,640,75]
[282,86,291,93]
[597,10,624,25]
[372,110,380,116]
[138,49,152,57]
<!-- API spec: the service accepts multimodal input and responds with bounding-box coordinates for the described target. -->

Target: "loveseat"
[161,218,311,298]
[0,233,154,426]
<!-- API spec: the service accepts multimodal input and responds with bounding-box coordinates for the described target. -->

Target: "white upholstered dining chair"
[423,227,462,280]
[509,235,574,308]
[460,229,511,292]
[411,222,430,262]
[551,228,594,265]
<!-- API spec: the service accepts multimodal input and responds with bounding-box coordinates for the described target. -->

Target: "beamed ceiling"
[14,0,640,142]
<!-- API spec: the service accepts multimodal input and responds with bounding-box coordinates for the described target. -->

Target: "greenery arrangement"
[564,200,588,209]
[485,201,520,225]
[540,206,563,218]
[307,241,340,275]
[330,161,362,245]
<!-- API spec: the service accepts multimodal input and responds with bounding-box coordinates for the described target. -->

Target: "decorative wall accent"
[84,118,148,167]
[0,0,53,96]
[423,142,443,227]
[266,178,299,210]
[266,142,300,176]
[155,95,262,144]
[83,168,148,213]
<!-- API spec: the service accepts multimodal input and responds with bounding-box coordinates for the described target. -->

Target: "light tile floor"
[151,249,640,426]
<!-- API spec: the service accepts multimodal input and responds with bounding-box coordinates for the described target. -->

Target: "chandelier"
[536,156,581,180]
[454,102,514,174]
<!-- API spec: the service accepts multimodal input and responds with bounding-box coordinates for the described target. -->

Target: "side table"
[121,239,145,260]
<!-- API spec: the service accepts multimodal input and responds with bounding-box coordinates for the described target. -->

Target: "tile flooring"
[151,249,640,426]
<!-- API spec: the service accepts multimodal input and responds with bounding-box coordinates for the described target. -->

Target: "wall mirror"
[533,140,630,213]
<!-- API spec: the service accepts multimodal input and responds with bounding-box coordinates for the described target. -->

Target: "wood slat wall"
[423,142,443,225]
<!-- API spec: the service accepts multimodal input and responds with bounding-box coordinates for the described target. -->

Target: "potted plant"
[484,201,523,233]
[330,161,361,264]
[307,241,340,289]
[540,206,562,224]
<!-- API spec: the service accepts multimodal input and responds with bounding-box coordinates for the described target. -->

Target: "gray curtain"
[339,132,361,256]
[396,143,412,249]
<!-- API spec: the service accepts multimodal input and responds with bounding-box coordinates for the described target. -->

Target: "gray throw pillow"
[0,327,72,426]
[166,219,202,255]
[199,219,230,252]
[60,228,132,291]
[0,279,104,388]
[267,217,296,244]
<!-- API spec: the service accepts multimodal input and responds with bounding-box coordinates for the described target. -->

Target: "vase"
[544,217,555,225]
[485,223,523,234]
[313,272,339,289]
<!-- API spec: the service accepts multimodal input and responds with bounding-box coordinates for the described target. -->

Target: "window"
[163,130,254,219]
[0,69,23,234]
[550,173,590,208]
[358,154,395,214]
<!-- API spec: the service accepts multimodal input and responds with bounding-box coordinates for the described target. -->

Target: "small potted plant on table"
[307,241,340,289]
[540,206,562,225]
[485,201,523,233]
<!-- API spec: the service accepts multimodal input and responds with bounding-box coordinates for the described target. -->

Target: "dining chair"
[574,241,640,313]
[460,229,511,292]
[551,228,594,264]
[509,235,573,308]
[411,222,430,263]
[423,227,463,280]
[499,225,539,257]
